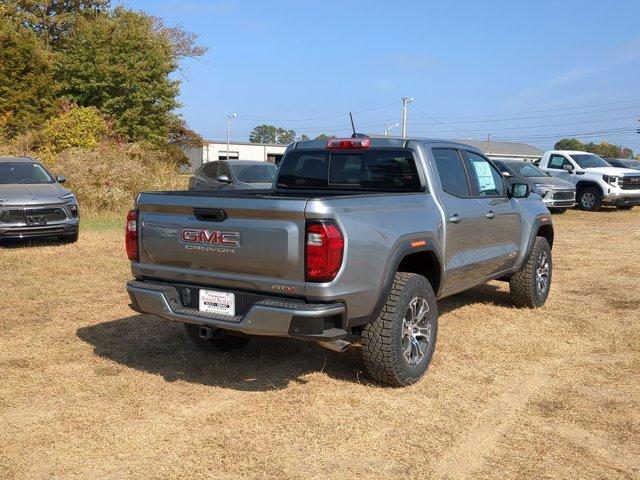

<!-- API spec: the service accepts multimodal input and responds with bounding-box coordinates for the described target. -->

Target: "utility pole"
[226,113,237,159]
[384,120,400,136]
[401,97,413,138]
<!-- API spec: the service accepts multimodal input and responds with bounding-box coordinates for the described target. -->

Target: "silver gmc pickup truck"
[126,137,554,386]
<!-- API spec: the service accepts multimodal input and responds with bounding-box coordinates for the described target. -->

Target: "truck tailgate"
[135,192,308,295]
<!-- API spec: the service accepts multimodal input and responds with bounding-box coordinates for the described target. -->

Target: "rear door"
[136,192,308,295]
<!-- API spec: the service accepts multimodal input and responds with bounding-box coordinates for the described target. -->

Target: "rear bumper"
[126,280,348,341]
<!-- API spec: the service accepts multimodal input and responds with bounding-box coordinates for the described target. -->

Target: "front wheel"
[577,187,602,211]
[361,272,438,387]
[509,237,552,308]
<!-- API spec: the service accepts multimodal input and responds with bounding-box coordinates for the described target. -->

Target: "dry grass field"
[1,209,639,479]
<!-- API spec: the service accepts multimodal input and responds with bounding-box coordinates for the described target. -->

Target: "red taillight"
[306,221,344,282]
[125,209,139,261]
[326,137,370,150]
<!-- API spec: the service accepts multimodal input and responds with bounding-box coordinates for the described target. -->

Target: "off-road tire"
[509,237,552,308]
[361,272,438,387]
[577,187,602,211]
[616,205,634,210]
[184,324,250,351]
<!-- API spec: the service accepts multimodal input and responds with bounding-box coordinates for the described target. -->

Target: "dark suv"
[189,160,277,191]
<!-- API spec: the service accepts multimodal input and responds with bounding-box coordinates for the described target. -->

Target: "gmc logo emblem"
[180,228,241,247]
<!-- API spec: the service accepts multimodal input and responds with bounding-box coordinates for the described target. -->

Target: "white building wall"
[202,142,287,163]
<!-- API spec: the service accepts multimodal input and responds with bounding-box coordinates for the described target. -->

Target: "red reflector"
[125,209,139,261]
[326,138,370,149]
[306,221,344,282]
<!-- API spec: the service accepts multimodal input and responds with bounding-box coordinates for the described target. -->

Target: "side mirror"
[511,183,530,199]
[501,171,512,178]
[56,174,66,184]
[562,164,574,173]
[216,175,232,184]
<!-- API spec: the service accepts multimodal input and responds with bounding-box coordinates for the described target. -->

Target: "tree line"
[248,124,335,144]
[0,0,205,159]
[554,138,636,159]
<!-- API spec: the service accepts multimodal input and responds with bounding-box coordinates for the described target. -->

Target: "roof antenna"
[349,112,357,138]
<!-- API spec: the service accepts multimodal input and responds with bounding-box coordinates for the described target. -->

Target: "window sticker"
[472,160,496,192]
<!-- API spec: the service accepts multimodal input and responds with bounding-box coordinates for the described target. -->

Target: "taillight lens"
[306,221,344,282]
[125,209,139,261]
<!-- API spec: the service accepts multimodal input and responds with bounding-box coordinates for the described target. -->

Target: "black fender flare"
[348,232,443,327]
[520,214,554,268]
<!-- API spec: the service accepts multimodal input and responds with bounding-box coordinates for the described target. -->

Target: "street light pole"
[384,121,400,136]
[401,97,413,138]
[226,113,237,159]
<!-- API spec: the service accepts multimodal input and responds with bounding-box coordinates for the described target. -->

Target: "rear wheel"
[577,187,602,211]
[361,272,438,387]
[184,324,250,351]
[509,237,552,308]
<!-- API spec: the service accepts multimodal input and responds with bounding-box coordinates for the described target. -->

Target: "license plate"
[199,289,235,316]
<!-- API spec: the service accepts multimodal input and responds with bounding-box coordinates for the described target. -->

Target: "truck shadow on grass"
[76,315,369,391]
[76,283,513,391]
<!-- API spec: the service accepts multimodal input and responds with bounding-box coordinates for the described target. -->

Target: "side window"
[432,148,470,197]
[465,151,506,197]
[218,163,231,178]
[548,154,568,169]
[202,162,219,178]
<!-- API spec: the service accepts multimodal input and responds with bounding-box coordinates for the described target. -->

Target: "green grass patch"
[82,213,122,231]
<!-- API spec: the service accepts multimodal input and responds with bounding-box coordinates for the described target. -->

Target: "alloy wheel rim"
[402,297,431,365]
[582,192,596,208]
[535,250,550,296]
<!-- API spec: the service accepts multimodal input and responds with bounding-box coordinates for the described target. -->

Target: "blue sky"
[123,0,640,152]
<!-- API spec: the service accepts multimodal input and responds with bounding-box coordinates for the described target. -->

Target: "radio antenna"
[349,112,357,138]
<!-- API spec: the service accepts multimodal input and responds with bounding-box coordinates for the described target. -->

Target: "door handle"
[485,211,496,219]
[449,214,463,224]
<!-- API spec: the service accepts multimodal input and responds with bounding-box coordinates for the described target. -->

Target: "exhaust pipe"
[316,338,350,353]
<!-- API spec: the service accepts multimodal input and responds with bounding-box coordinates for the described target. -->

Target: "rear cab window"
[276,148,423,192]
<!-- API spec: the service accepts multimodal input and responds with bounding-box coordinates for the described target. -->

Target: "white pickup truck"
[538,150,640,211]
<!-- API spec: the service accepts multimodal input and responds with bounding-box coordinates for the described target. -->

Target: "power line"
[409,115,638,134]
[236,101,399,123]
[410,104,466,133]
[406,105,640,126]
[422,98,640,120]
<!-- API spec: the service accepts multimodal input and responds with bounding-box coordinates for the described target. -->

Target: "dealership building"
[183,140,287,173]
[457,139,543,163]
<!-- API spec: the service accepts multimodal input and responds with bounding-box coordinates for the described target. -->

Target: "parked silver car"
[493,159,576,211]
[188,160,277,191]
[0,157,79,242]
